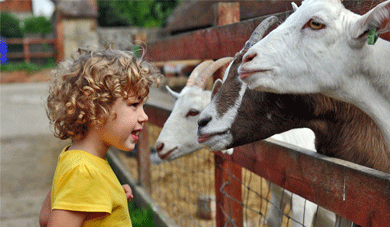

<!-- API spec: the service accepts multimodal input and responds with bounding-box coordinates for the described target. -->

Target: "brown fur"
[214,53,390,173]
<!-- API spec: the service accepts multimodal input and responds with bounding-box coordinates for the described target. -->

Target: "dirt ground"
[1,69,52,84]
[1,134,70,226]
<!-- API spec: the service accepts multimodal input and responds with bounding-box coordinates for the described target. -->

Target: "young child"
[39,48,160,226]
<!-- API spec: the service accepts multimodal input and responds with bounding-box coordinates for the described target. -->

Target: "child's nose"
[139,108,148,123]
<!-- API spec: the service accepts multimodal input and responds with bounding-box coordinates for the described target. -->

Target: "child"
[40,48,160,226]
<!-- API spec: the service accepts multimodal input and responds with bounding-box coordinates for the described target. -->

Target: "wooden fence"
[4,38,57,63]
[115,2,390,227]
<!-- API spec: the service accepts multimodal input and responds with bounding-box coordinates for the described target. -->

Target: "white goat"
[156,17,331,227]
[238,0,390,149]
[155,58,233,160]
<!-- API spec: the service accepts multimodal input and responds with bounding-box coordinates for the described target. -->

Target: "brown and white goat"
[198,51,390,173]
[198,48,390,227]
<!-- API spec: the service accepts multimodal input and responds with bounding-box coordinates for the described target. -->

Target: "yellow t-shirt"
[51,146,132,226]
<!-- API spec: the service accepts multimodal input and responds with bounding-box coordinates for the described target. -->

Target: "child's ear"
[350,1,390,47]
[166,86,180,102]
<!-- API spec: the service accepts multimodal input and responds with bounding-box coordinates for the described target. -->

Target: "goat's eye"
[308,19,325,30]
[186,109,200,117]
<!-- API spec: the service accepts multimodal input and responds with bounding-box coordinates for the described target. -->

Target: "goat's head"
[198,53,313,151]
[238,0,390,94]
[155,58,232,160]
[197,16,289,151]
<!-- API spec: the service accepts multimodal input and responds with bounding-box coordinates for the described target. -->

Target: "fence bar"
[5,38,56,44]
[144,12,287,62]
[219,139,390,227]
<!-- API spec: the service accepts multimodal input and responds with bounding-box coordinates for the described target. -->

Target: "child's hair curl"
[46,48,161,140]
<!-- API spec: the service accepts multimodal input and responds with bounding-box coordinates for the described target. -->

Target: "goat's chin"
[199,134,232,151]
[166,146,200,161]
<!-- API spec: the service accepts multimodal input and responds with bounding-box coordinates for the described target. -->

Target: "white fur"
[239,0,390,148]
[156,86,211,160]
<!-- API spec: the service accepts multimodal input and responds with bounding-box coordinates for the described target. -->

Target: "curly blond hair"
[47,48,161,140]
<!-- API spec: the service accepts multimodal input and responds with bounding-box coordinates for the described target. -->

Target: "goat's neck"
[305,98,390,173]
[328,39,390,149]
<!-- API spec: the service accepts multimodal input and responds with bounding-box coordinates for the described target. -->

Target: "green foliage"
[23,15,52,36]
[0,58,56,72]
[97,0,180,28]
[0,11,24,38]
[0,12,52,38]
[128,201,156,227]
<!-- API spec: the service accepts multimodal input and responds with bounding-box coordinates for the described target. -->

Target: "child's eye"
[128,102,139,107]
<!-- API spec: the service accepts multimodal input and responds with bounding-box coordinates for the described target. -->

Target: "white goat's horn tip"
[186,60,214,87]
[197,57,234,89]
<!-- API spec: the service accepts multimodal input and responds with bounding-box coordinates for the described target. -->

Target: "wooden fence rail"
[134,2,390,227]
[5,38,57,63]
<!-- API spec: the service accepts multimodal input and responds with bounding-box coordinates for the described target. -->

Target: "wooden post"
[213,3,242,227]
[215,154,243,227]
[213,2,240,27]
[55,10,64,63]
[137,122,151,193]
[23,39,30,63]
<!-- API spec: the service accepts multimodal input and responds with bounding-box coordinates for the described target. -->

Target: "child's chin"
[116,144,135,152]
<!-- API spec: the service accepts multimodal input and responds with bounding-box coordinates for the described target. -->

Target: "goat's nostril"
[243,53,257,63]
[156,143,164,152]
[198,116,212,128]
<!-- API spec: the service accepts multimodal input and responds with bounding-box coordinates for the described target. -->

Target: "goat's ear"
[291,2,299,11]
[350,1,390,46]
[166,86,180,102]
[211,79,223,100]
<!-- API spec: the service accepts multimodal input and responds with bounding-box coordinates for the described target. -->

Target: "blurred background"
[2,1,386,226]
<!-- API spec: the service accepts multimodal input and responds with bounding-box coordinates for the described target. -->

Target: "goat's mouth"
[239,69,272,80]
[158,147,178,160]
[197,130,228,144]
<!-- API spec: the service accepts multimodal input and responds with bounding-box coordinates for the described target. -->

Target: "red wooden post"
[213,3,243,227]
[55,10,64,63]
[213,2,240,27]
[215,153,243,227]
[137,122,151,193]
[23,39,30,63]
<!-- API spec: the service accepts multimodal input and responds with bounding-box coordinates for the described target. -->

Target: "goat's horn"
[195,57,234,89]
[186,60,214,87]
[244,15,279,49]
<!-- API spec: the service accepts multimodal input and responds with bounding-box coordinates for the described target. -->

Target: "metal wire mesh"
[115,123,334,227]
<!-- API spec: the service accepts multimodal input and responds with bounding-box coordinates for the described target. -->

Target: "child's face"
[98,96,148,152]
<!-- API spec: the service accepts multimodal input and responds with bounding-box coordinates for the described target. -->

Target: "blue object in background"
[0,37,8,64]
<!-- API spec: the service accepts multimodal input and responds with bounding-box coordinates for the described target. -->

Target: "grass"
[0,58,56,72]
[128,201,156,227]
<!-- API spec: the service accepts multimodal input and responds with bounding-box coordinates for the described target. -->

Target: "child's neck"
[69,131,109,159]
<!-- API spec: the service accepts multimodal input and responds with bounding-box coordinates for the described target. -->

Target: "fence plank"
[144,12,288,62]
[217,139,390,227]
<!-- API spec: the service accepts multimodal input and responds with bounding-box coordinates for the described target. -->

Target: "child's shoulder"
[57,147,109,174]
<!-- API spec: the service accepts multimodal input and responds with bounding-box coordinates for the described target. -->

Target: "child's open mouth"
[131,129,142,141]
